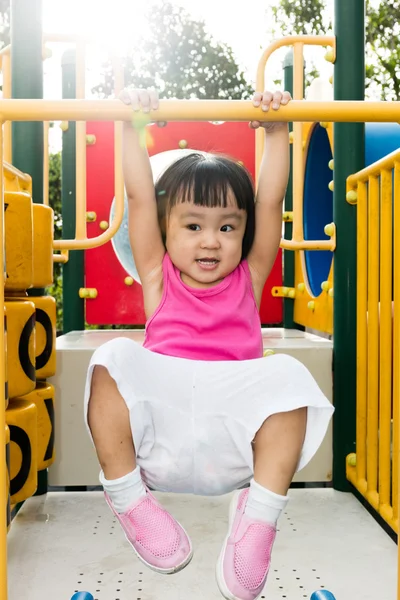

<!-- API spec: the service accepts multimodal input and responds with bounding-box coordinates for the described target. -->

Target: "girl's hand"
[250,90,291,132]
[119,87,159,113]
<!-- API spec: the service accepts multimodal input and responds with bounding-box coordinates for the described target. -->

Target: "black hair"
[155,152,256,259]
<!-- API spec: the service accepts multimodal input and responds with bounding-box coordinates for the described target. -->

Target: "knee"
[89,365,118,408]
[91,365,112,392]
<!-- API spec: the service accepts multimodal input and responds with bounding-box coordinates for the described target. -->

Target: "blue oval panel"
[303,124,333,297]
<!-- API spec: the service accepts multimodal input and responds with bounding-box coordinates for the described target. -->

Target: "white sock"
[100,466,146,513]
[244,479,289,525]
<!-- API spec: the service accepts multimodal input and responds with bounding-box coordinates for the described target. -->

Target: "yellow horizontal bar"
[280,238,335,251]
[0,100,400,123]
[53,250,69,264]
[3,161,31,186]
[348,148,400,186]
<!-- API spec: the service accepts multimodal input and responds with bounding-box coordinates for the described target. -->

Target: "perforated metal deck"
[7,489,397,600]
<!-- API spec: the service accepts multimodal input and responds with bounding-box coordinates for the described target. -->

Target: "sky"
[41,0,335,96]
[41,0,336,148]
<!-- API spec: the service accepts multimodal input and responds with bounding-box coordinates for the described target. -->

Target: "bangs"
[155,153,254,212]
[154,151,256,259]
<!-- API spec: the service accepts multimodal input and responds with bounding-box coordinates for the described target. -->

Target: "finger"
[249,121,260,129]
[252,91,263,107]
[148,89,159,111]
[281,90,292,104]
[129,89,140,111]
[272,91,283,110]
[118,88,131,105]
[138,89,151,113]
[261,91,273,111]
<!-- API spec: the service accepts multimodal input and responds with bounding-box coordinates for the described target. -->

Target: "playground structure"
[1,0,400,598]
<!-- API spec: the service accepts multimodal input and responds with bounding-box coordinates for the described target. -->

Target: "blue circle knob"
[310,591,337,600]
[70,593,94,600]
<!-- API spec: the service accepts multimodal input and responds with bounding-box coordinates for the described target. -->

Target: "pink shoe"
[216,489,276,600]
[105,489,193,574]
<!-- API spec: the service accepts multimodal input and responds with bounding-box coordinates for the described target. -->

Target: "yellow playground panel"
[2,161,56,523]
[346,148,400,534]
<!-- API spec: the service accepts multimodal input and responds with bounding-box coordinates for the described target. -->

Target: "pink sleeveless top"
[143,253,263,361]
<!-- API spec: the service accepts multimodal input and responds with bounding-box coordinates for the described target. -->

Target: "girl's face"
[165,193,247,289]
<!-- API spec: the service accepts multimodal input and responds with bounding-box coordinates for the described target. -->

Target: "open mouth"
[196,258,219,266]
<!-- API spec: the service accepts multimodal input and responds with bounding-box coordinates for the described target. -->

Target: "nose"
[200,230,221,249]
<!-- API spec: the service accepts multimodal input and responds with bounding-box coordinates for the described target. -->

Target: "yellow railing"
[0,37,125,261]
[0,99,398,251]
[0,123,6,600]
[255,35,336,251]
[346,147,400,534]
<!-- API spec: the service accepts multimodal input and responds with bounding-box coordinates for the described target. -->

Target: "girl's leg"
[87,363,193,574]
[253,407,307,495]
[216,408,307,600]
[88,365,136,479]
[244,408,307,524]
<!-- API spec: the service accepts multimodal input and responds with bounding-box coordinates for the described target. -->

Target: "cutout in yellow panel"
[6,398,38,504]
[4,300,36,399]
[18,383,55,470]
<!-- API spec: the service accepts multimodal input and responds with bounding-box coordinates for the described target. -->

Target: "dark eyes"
[187,224,234,232]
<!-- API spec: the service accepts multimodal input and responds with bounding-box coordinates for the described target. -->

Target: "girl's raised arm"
[247,90,291,305]
[120,88,165,285]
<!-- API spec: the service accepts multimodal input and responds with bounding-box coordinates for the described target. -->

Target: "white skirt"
[84,338,334,496]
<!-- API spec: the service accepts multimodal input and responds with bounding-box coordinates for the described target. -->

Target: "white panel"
[49,329,333,486]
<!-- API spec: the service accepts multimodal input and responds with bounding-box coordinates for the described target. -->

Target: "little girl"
[84,87,333,600]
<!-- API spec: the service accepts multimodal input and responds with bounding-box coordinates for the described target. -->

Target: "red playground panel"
[85,121,283,325]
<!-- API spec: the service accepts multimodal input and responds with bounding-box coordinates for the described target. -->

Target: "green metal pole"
[11,0,48,495]
[61,50,85,333]
[333,0,365,490]
[11,0,43,205]
[283,51,304,331]
[283,51,295,329]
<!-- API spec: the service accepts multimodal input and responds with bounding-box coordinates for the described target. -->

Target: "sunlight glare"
[43,0,149,55]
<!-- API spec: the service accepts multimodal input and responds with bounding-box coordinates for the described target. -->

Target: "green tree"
[271,0,329,36]
[270,0,400,100]
[366,0,400,100]
[269,0,331,88]
[94,1,253,100]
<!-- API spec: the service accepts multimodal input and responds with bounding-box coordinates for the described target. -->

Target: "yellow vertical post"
[379,169,392,511]
[395,163,400,598]
[367,175,379,508]
[2,52,11,163]
[356,180,367,487]
[43,121,49,205]
[394,164,400,518]
[75,40,86,240]
[0,125,8,599]
[292,42,304,242]
[113,56,124,232]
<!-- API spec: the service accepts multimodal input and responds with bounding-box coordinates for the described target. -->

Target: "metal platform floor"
[7,488,397,600]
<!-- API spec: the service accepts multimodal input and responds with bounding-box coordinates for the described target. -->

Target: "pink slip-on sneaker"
[216,489,276,600]
[105,488,193,574]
